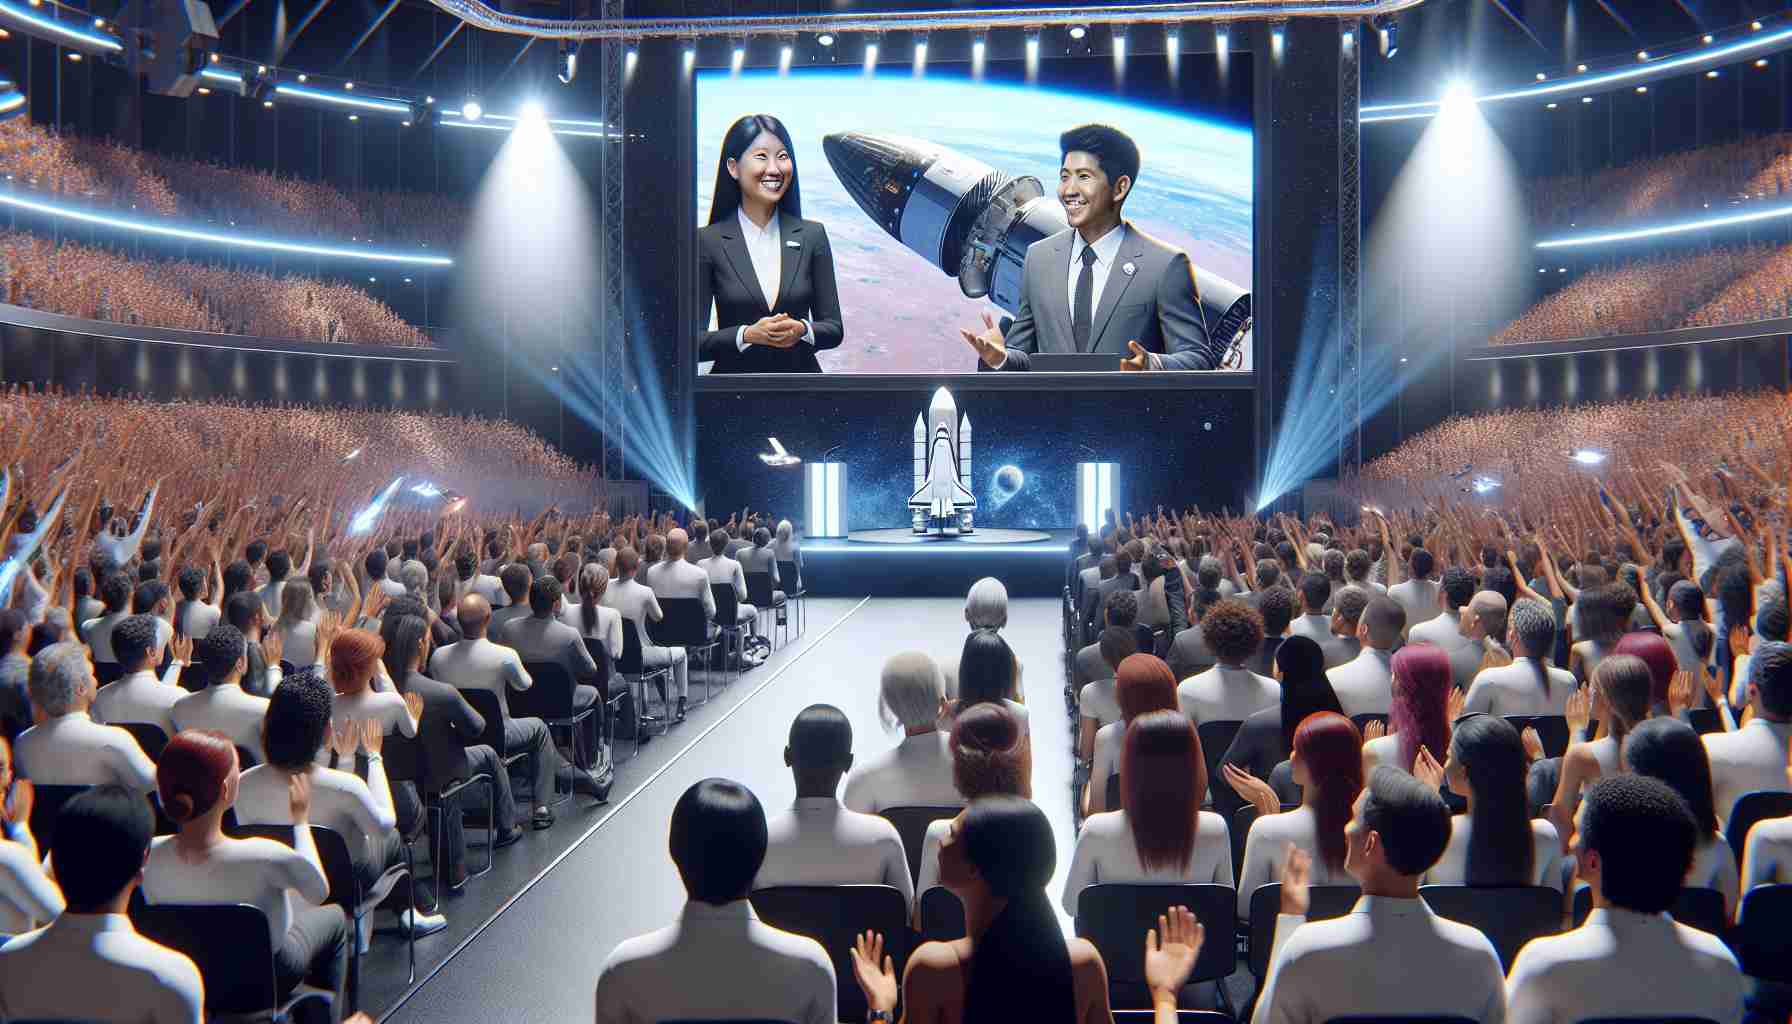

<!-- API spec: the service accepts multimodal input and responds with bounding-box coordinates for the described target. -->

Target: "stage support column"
[1338,20,1362,480]
[598,0,627,489]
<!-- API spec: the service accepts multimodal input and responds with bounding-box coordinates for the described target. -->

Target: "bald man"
[645,529,716,624]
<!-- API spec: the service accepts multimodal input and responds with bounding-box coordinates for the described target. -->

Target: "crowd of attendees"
[1492,244,1782,345]
[1528,132,1792,234]
[0,119,466,249]
[0,232,434,348]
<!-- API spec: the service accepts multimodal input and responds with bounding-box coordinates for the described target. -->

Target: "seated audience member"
[1452,590,1510,690]
[1087,654,1180,816]
[842,652,962,814]
[459,552,507,609]
[951,629,1028,726]
[1064,710,1231,916]
[90,614,188,737]
[1177,599,1279,726]
[737,527,785,604]
[593,779,836,1024]
[1251,585,1295,677]
[80,571,135,670]
[489,563,534,639]
[1327,595,1405,719]
[170,624,271,756]
[1388,546,1440,633]
[0,735,62,935]
[1739,743,1792,889]
[235,670,446,937]
[602,548,690,722]
[560,563,624,663]
[1703,640,1792,827]
[146,730,350,1014]
[1289,574,1335,648]
[224,591,284,696]
[965,576,1009,634]
[1623,717,1740,917]
[1409,567,1479,656]
[272,580,323,672]
[1423,714,1563,888]
[1464,598,1576,717]
[1226,711,1364,921]
[752,704,912,904]
[645,528,717,625]
[1569,584,1629,685]
[1505,775,1744,1024]
[1361,643,1452,774]
[71,567,105,634]
[771,520,802,588]
[1165,594,1217,682]
[1319,586,1369,672]
[327,629,417,744]
[0,610,28,742]
[916,703,1030,901]
[15,643,156,793]
[853,795,1202,1024]
[498,576,611,778]
[0,786,200,1024]
[1077,626,1139,762]
[700,529,759,638]
[1617,631,1681,720]
[173,565,219,642]
[1254,767,1506,1024]
[1548,653,1653,848]
[1217,637,1344,818]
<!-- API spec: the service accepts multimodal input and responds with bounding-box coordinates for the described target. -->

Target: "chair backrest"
[1418,884,1566,970]
[1684,707,1722,736]
[712,583,740,626]
[1571,885,1728,938]
[745,571,775,607]
[776,560,800,591]
[118,721,169,763]
[458,687,510,753]
[658,597,713,647]
[580,637,614,693]
[1503,715,1570,758]
[1194,720,1244,799]
[1574,1019,1722,1023]
[1248,883,1360,978]
[224,822,359,913]
[27,784,91,852]
[132,902,279,1014]
[750,885,910,1024]
[1325,1018,1477,1024]
[1106,772,1122,814]
[616,619,649,674]
[918,885,966,943]
[1724,790,1792,865]
[1230,803,1301,887]
[1350,713,1389,734]
[1737,883,1792,983]
[514,661,578,722]
[92,661,124,686]
[176,662,210,693]
[384,728,468,797]
[1075,883,1237,998]
[877,805,962,886]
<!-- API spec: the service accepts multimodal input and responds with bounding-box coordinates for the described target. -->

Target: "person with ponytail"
[852,795,1203,1024]
[143,730,350,1017]
[1422,714,1564,888]
[1063,710,1231,916]
[1549,653,1654,850]
[1227,711,1365,921]
[913,703,1030,905]
[1464,597,1576,717]
[1623,717,1740,918]
[1362,643,1453,775]
[560,561,623,660]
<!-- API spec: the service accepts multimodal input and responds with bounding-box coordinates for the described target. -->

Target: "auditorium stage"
[798,528,1073,598]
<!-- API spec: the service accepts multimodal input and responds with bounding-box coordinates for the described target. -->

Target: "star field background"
[695,388,1254,530]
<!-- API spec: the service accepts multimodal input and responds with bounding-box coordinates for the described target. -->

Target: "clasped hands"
[744,313,807,349]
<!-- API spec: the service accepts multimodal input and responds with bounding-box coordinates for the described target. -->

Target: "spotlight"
[197,86,211,95]
[1441,78,1475,110]
[1112,28,1126,59]
[1025,31,1039,61]
[863,35,878,72]
[344,81,353,90]
[556,40,578,84]
[1708,70,1720,78]
[1635,85,1647,93]
[1577,63,1588,72]
[348,113,357,120]
[972,34,986,61]
[1636,50,1649,60]
[1545,101,1557,108]
[209,52,219,62]
[1373,13,1398,57]
[519,99,546,125]
[461,96,482,121]
[297,73,307,82]
[1581,96,1593,103]
[683,40,695,70]
[1069,24,1086,40]
[1271,22,1287,55]
[1703,33,1715,43]
[778,36,793,74]
[257,64,266,74]
[731,38,745,74]
[1753,20,1764,30]
[425,95,433,104]
[817,32,834,47]
[1341,29,1353,49]
[91,17,102,28]
[1535,72,1546,80]
[263,99,273,108]
[1758,58,1771,68]
[1215,25,1229,55]
[1570,449,1606,465]
[1167,26,1180,50]
[912,32,927,74]
[65,52,80,62]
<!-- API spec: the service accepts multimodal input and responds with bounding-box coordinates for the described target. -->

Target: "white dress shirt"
[1742,814,1792,891]
[91,662,186,737]
[1062,809,1232,916]
[468,573,509,608]
[732,207,814,352]
[170,682,271,754]
[1686,834,1740,917]
[82,613,170,666]
[1088,720,1124,813]
[1463,658,1576,718]
[0,835,63,935]
[1066,222,1127,320]
[1327,648,1396,719]
[559,601,625,661]
[603,579,665,645]
[840,730,961,814]
[1702,718,1792,826]
[1388,578,1441,632]
[700,554,756,622]
[0,913,204,1024]
[1178,664,1281,726]
[1253,895,1507,1024]
[1288,614,1332,645]
[275,616,319,673]
[236,762,397,869]
[257,579,286,620]
[1424,816,1564,889]
[1409,611,1467,650]
[143,831,330,948]
[1503,907,1743,1024]
[176,601,219,642]
[752,797,913,906]
[15,711,157,792]
[430,637,534,717]
[593,898,836,1024]
[1236,806,1352,920]
[324,688,416,763]
[1078,678,1121,729]
[646,557,717,621]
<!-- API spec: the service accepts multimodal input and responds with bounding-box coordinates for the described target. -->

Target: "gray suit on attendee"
[1166,626,1216,681]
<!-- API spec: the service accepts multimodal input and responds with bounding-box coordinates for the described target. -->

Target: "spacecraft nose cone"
[823,131,929,242]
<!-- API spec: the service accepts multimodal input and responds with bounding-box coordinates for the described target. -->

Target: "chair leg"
[403,843,417,985]
[473,778,495,879]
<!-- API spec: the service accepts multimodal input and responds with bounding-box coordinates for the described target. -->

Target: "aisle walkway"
[382,597,1075,1023]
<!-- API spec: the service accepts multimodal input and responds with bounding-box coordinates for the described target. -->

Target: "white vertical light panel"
[1078,462,1116,533]
[806,462,847,538]
[824,462,843,537]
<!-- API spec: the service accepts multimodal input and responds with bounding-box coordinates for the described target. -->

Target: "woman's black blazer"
[696,210,844,374]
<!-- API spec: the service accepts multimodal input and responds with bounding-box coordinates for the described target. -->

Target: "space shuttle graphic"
[910,387,976,534]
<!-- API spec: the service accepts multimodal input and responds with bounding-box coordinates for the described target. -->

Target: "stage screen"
[694,55,1253,378]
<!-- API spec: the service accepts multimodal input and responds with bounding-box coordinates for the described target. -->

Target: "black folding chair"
[1231,803,1300,888]
[656,597,722,706]
[133,902,328,1022]
[744,571,788,649]
[1724,790,1792,865]
[616,620,673,739]
[27,784,90,852]
[511,663,604,803]
[1247,883,1360,978]
[750,885,910,1024]
[1685,708,1722,736]
[92,661,124,686]
[1195,720,1244,805]
[384,730,497,886]
[710,583,747,683]
[1504,715,1571,758]
[177,661,211,693]
[459,687,552,809]
[918,885,966,942]
[1325,1018,1476,1024]
[1075,883,1237,1009]
[1572,885,1728,939]
[1737,883,1792,983]
[582,636,635,765]
[877,804,961,887]
[118,722,169,763]
[1418,885,1566,970]
[776,558,805,636]
[1350,713,1390,734]
[1106,772,1122,813]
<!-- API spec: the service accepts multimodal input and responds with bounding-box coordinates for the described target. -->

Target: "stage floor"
[800,529,1072,597]
[845,527,1053,544]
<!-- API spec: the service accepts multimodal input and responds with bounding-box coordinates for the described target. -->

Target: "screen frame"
[686,55,1259,394]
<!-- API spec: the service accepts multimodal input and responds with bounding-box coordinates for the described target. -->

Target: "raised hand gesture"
[1143,906,1204,1003]
[361,718,385,756]
[168,633,193,668]
[260,628,285,670]
[1413,745,1447,789]
[403,690,425,726]
[328,718,359,762]
[1521,727,1545,763]
[1565,685,1593,737]
[1278,843,1313,916]
[849,930,899,1017]
[1447,686,1467,723]
[960,311,1008,369]
[1668,670,1695,716]
[1221,762,1281,819]
[286,769,312,825]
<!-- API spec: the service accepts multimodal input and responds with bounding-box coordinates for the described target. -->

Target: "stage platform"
[799,528,1072,597]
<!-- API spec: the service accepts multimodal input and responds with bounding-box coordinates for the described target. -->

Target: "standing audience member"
[842,652,962,814]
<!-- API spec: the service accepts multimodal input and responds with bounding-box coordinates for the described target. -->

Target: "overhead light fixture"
[556,39,578,84]
[196,86,211,94]
[518,100,546,125]
[2,0,122,51]
[817,32,834,47]
[461,95,482,121]
[209,52,219,62]
[1577,63,1588,72]
[297,73,307,82]
[731,37,745,73]
[1167,25,1180,50]
[1704,34,1715,44]
[1758,58,1771,67]
[863,34,878,72]
[1637,50,1649,60]
[276,84,410,115]
[1753,20,1764,30]
[1581,95,1593,103]
[683,38,695,70]
[1112,28,1127,60]
[1635,85,1647,93]
[1069,24,1086,40]
[1215,25,1229,55]
[1373,13,1398,57]
[1708,70,1721,78]
[262,99,273,108]
[1341,29,1352,49]
[65,52,80,61]
[1535,72,1546,81]
[1545,101,1557,108]
[777,35,793,74]
[347,113,358,120]
[90,17,101,28]
[912,32,927,74]
[344,81,354,90]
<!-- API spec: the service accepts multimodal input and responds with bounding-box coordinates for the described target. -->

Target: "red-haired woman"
[1085,654,1180,816]
[1362,643,1454,774]
[327,628,416,754]
[1063,710,1231,916]
[1227,711,1364,921]
[143,730,349,1016]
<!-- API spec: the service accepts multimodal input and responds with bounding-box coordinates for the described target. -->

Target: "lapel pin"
[786,240,802,248]
[1122,261,1136,276]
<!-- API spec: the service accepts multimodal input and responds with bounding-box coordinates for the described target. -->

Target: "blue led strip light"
[1536,197,1792,249]
[274,83,411,115]
[0,0,122,50]
[0,190,454,265]
[1364,25,1792,118]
